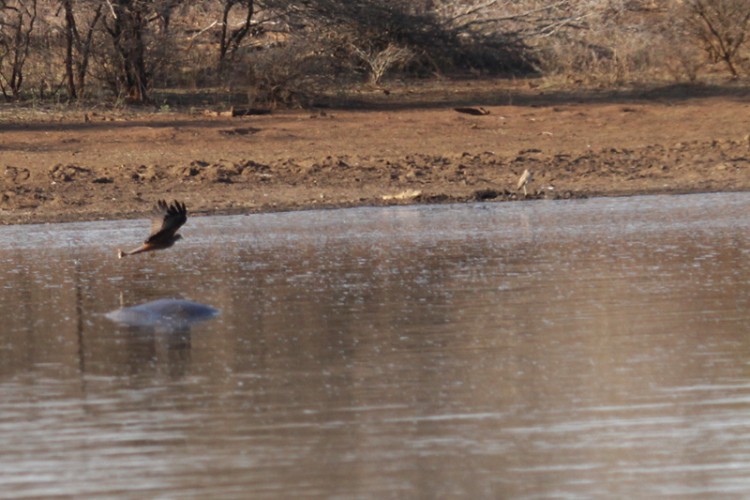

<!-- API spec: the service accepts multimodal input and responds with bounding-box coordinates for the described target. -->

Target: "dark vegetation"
[0,0,749,106]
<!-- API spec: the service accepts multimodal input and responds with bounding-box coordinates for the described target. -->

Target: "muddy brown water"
[2,194,750,498]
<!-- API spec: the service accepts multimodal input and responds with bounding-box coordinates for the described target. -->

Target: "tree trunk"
[62,0,78,99]
[76,4,104,96]
[0,0,37,100]
[106,0,151,102]
[219,0,255,65]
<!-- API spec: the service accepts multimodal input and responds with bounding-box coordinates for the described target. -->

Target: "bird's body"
[517,169,533,196]
[118,200,187,258]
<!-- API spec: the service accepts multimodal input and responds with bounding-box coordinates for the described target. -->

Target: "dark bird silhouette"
[118,200,187,258]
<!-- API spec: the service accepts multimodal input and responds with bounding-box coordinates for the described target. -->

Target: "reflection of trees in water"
[0,243,211,384]
[0,247,103,381]
[104,298,218,382]
[122,326,192,382]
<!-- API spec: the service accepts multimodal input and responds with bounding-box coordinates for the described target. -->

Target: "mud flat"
[2,82,750,224]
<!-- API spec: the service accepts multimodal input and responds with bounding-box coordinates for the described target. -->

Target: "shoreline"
[3,184,748,227]
[2,82,750,226]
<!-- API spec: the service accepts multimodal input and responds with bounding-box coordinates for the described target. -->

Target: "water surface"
[2,193,750,498]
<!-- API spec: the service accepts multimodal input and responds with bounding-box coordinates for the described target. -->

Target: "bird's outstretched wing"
[145,200,187,245]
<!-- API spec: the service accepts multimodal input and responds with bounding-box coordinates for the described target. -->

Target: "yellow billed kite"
[118,200,187,258]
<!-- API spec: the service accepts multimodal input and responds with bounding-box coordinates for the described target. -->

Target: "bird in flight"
[118,200,187,258]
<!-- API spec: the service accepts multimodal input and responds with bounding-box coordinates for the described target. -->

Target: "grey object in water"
[106,298,219,330]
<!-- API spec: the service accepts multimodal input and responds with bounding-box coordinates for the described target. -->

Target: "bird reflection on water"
[106,298,220,379]
[106,298,220,332]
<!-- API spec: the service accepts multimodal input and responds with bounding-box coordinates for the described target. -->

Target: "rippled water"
[2,193,750,498]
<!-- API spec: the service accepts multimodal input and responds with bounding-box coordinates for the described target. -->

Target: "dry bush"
[293,0,534,79]
[535,25,677,86]
[524,0,750,84]
[4,0,743,106]
[233,39,334,107]
[509,1,659,84]
[477,0,721,86]
[0,0,39,100]
[349,43,414,84]
[149,29,186,88]
[658,4,705,82]
[680,0,750,78]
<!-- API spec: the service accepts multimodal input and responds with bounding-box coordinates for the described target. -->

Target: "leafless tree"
[684,0,750,77]
[0,0,720,105]
[152,0,181,33]
[61,0,104,99]
[102,0,153,102]
[350,43,413,84]
[0,0,38,100]
[218,0,256,64]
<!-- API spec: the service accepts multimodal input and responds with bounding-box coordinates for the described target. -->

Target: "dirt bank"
[2,81,750,225]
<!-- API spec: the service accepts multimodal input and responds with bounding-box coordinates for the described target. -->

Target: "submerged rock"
[106,298,219,330]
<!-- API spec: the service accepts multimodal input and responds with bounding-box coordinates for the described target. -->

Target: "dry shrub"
[349,43,414,84]
[660,13,705,82]
[5,0,746,105]
[233,39,334,107]
[680,0,750,78]
[528,1,709,85]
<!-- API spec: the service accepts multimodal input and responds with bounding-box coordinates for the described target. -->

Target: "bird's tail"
[118,244,151,258]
